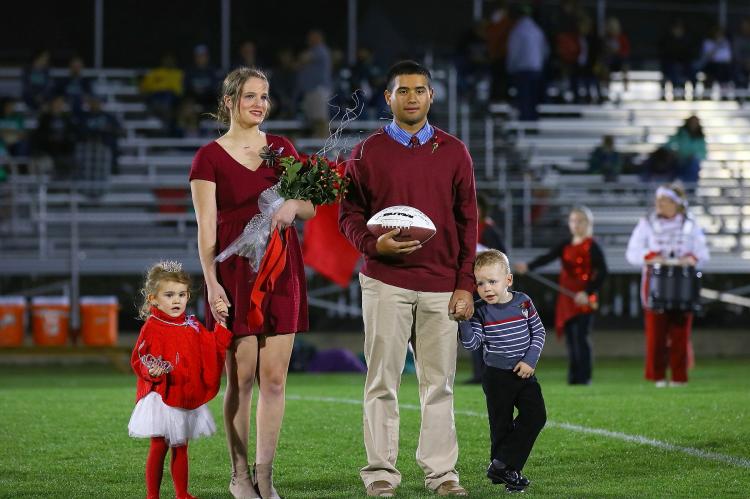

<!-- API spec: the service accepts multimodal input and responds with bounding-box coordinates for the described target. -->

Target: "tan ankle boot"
[252,463,280,499]
[229,467,260,499]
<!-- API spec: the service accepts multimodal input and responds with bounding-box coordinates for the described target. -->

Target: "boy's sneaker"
[487,460,525,491]
[516,471,530,488]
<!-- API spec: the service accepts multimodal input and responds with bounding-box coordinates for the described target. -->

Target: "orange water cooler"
[80,296,119,346]
[31,296,70,346]
[0,296,26,347]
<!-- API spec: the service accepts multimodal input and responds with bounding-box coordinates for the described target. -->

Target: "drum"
[647,264,702,312]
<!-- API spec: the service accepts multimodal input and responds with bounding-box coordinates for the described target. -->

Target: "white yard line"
[287,394,750,469]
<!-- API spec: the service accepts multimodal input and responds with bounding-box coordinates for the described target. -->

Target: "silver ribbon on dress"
[214,184,285,272]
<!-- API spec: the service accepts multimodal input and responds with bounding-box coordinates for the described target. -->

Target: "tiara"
[158,260,183,273]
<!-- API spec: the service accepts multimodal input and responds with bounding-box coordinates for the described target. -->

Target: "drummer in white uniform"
[626,183,710,387]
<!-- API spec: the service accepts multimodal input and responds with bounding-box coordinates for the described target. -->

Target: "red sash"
[246,227,290,330]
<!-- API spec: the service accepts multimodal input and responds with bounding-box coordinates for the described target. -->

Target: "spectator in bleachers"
[0,98,29,158]
[552,0,586,102]
[75,95,121,197]
[296,29,333,137]
[478,192,506,253]
[234,40,264,69]
[348,47,388,119]
[22,50,54,111]
[140,53,184,134]
[555,0,585,33]
[456,21,491,102]
[587,135,622,182]
[185,44,220,113]
[269,48,298,120]
[558,15,603,103]
[641,146,678,183]
[666,115,706,183]
[31,94,78,179]
[175,97,202,137]
[506,3,548,121]
[576,17,605,103]
[55,55,93,116]
[329,47,351,117]
[659,20,697,100]
[600,17,631,100]
[699,26,733,99]
[733,18,750,98]
[485,2,514,101]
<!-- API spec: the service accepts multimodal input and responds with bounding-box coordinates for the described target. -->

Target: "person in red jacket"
[128,261,232,499]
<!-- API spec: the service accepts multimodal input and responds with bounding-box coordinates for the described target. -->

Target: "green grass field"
[1,358,749,498]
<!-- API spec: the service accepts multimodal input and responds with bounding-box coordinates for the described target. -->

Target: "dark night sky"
[3,1,750,68]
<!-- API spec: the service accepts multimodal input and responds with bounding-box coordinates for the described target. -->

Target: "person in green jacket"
[666,115,706,183]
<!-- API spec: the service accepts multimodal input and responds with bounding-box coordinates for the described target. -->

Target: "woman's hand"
[271,200,301,233]
[207,282,231,325]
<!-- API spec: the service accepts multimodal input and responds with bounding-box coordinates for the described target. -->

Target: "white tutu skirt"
[128,392,216,447]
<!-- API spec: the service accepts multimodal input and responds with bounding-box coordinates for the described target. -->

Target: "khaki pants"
[359,273,459,490]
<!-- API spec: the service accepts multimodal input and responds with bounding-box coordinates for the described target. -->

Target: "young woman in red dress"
[514,206,608,385]
[189,67,315,499]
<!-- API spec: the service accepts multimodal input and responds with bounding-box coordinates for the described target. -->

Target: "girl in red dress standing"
[128,261,233,499]
[514,206,608,385]
[189,67,315,499]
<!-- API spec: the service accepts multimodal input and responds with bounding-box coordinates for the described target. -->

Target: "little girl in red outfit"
[128,261,233,499]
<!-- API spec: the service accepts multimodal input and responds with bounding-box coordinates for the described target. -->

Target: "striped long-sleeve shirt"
[458,291,546,370]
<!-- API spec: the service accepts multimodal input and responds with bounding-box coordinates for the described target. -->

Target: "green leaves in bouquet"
[276,155,349,205]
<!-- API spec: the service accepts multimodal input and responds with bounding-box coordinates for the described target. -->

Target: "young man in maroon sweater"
[340,60,477,497]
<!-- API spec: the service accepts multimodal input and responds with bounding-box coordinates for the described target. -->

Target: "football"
[366,205,437,244]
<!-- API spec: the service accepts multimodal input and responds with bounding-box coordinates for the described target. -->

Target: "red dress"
[189,135,308,336]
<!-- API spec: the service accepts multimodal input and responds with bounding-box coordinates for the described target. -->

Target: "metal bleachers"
[2,69,750,279]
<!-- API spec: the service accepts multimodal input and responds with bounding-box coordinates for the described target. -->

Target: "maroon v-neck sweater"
[339,127,477,293]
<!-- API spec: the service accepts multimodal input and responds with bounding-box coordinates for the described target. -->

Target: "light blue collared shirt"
[384,120,434,147]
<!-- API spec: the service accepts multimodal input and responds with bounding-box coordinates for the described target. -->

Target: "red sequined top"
[528,237,607,335]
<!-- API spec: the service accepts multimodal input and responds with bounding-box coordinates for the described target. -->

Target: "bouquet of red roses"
[215,149,348,271]
[276,154,348,205]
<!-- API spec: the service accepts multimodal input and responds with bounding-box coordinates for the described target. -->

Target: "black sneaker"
[487,460,525,491]
[515,470,530,488]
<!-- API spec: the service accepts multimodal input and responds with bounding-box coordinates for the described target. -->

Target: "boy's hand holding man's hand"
[452,298,468,321]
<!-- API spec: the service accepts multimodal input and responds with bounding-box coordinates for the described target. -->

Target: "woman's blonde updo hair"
[214,66,270,126]
[570,205,595,236]
[138,260,192,320]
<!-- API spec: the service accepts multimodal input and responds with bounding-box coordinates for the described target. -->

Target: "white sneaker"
[654,380,667,388]
[669,381,687,387]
